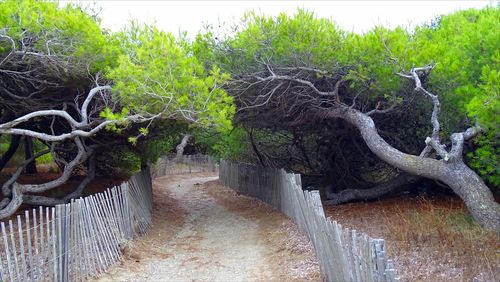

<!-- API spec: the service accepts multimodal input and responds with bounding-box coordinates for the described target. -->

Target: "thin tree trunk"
[0,135,21,172]
[23,152,96,206]
[248,128,266,166]
[24,136,37,174]
[174,134,191,161]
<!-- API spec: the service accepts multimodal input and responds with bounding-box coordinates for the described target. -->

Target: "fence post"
[309,191,325,218]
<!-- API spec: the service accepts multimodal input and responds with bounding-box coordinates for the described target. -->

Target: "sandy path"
[96,174,319,281]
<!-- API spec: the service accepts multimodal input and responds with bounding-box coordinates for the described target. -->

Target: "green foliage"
[108,23,235,132]
[223,10,345,70]
[205,7,499,186]
[2,1,497,187]
[99,107,130,132]
[194,126,248,160]
[340,26,413,101]
[412,7,500,185]
[33,139,53,164]
[97,147,141,177]
[138,134,176,166]
[0,0,121,71]
[205,10,415,102]
[0,136,9,153]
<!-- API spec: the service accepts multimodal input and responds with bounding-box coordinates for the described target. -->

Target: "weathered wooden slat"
[56,205,63,282]
[0,167,154,281]
[38,207,44,277]
[8,220,20,281]
[1,222,14,282]
[77,198,94,279]
[83,197,107,273]
[0,251,5,282]
[31,208,39,281]
[25,210,34,280]
[50,207,57,282]
[64,203,71,282]
[89,195,120,266]
[16,215,28,281]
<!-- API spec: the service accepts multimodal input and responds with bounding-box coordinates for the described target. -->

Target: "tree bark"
[23,136,37,174]
[0,135,21,172]
[0,86,160,219]
[326,107,500,231]
[248,128,266,166]
[174,134,191,161]
[23,152,96,206]
[324,173,419,205]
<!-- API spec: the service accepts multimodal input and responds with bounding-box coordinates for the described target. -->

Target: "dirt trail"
[96,173,320,282]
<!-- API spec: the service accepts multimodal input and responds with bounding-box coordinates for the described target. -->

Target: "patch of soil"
[324,196,499,282]
[205,180,322,281]
[103,174,191,274]
[97,173,321,281]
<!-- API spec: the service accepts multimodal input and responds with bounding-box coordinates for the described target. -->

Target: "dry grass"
[325,196,499,281]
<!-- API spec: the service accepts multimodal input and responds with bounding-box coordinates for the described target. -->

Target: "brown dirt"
[98,174,202,273]
[96,173,321,281]
[324,196,500,282]
[205,180,322,281]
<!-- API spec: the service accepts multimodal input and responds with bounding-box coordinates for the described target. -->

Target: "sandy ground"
[95,173,320,281]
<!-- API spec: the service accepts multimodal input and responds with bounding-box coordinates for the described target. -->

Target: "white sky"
[61,1,496,38]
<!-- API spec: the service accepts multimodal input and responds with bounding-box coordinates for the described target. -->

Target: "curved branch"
[0,184,23,219]
[174,134,191,161]
[2,148,51,197]
[23,151,96,206]
[0,34,16,66]
[253,73,344,98]
[0,109,81,130]
[401,65,451,160]
[20,138,89,193]
[63,151,95,200]
[80,85,111,125]
[324,173,419,205]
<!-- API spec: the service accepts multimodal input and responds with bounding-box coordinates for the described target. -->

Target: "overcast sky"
[62,1,495,38]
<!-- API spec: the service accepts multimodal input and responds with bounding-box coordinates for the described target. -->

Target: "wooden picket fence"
[152,154,218,177]
[219,160,399,282]
[0,168,153,281]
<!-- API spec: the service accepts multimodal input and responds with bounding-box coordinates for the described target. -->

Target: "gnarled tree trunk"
[231,62,499,231]
[328,107,500,231]
[324,173,419,205]
[174,134,191,161]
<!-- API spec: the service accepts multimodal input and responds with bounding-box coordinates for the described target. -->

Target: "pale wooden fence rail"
[219,160,399,282]
[0,168,153,281]
[152,154,218,177]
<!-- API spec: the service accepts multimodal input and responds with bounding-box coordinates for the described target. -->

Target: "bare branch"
[366,104,398,116]
[0,34,16,66]
[80,85,112,125]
